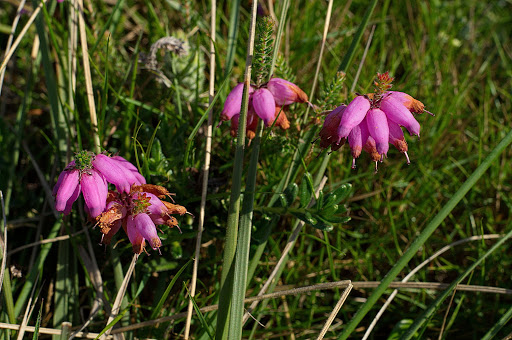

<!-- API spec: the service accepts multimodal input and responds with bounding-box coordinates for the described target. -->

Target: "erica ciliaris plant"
[53,151,187,254]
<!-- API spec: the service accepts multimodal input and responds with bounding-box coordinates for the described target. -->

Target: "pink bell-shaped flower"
[267,77,308,106]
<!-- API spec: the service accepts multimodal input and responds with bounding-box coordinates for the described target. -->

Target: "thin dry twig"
[102,254,137,339]
[317,282,353,340]
[0,323,112,339]
[0,0,48,76]
[243,177,328,323]
[438,288,457,340]
[183,1,216,339]
[110,280,512,334]
[0,0,27,97]
[361,234,504,340]
[7,230,86,256]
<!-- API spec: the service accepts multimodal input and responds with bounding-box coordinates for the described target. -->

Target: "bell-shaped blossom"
[251,88,276,126]
[112,156,147,185]
[366,108,389,156]
[379,96,420,137]
[127,213,162,252]
[318,105,346,150]
[337,96,371,138]
[267,77,308,106]
[220,83,254,122]
[80,169,109,218]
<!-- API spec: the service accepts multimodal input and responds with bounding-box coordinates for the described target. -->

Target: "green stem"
[228,120,264,339]
[338,127,512,339]
[216,2,258,339]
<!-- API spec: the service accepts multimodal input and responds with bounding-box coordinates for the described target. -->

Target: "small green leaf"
[299,175,313,207]
[323,183,352,207]
[316,190,324,211]
[387,319,415,340]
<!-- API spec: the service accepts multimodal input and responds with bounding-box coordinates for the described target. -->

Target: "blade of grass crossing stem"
[53,238,71,338]
[184,285,214,340]
[14,220,61,317]
[337,128,512,339]
[94,309,128,340]
[337,0,378,72]
[216,2,258,339]
[402,226,512,340]
[151,259,192,319]
[481,304,512,340]
[32,302,43,340]
[228,120,264,339]
[224,0,241,77]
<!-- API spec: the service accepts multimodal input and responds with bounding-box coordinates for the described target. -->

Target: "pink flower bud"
[267,78,308,106]
[387,91,426,114]
[337,96,371,138]
[251,88,276,126]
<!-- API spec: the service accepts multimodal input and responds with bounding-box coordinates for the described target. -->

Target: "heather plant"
[1,0,512,339]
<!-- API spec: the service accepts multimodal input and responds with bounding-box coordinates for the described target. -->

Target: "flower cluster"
[53,151,187,254]
[319,72,433,171]
[220,77,309,139]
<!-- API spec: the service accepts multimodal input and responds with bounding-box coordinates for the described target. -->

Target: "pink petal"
[134,213,162,250]
[387,91,426,114]
[267,78,308,106]
[380,96,420,136]
[55,169,80,212]
[81,169,108,218]
[366,108,389,155]
[62,183,81,215]
[338,96,371,138]
[112,156,138,171]
[93,154,138,193]
[252,88,276,126]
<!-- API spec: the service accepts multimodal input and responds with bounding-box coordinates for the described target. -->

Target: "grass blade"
[337,127,512,339]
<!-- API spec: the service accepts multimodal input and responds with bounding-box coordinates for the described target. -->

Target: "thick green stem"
[338,127,512,339]
[228,120,264,339]
[216,2,258,339]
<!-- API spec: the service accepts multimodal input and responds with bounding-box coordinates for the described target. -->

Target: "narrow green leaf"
[185,285,214,340]
[94,309,128,340]
[150,259,192,319]
[32,302,43,340]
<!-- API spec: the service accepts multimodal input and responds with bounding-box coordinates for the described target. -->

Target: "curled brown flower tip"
[132,184,175,200]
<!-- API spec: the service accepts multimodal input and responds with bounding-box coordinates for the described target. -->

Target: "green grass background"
[0,0,511,338]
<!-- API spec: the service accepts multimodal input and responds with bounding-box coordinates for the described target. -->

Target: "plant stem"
[215,1,258,339]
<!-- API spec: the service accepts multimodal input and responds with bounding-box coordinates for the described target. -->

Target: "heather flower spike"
[318,72,433,170]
